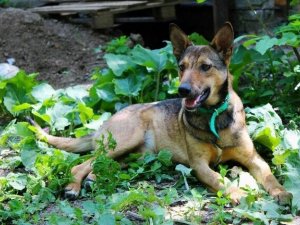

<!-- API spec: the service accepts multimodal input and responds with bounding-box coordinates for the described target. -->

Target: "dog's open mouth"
[185,88,210,110]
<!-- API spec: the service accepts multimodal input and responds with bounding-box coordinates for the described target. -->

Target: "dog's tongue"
[185,96,200,108]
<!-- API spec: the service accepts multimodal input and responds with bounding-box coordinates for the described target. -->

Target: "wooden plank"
[31,1,147,14]
[31,5,110,13]
[111,1,180,14]
[153,5,176,20]
[92,10,114,28]
[62,1,147,7]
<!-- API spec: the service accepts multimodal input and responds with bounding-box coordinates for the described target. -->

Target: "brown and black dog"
[31,23,292,205]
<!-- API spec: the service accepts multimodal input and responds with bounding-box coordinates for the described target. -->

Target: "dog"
[31,22,292,205]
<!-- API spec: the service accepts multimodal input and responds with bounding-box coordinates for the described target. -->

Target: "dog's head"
[170,23,234,110]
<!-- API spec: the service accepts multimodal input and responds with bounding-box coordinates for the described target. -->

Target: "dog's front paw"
[64,183,81,200]
[83,177,95,191]
[226,186,246,205]
[272,190,292,205]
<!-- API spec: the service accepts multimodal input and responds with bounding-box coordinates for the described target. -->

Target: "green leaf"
[46,102,74,130]
[94,82,119,102]
[131,45,168,73]
[98,213,115,225]
[32,110,51,123]
[188,32,209,45]
[21,149,38,169]
[12,103,32,113]
[113,74,143,97]
[246,104,283,151]
[157,150,173,166]
[253,126,281,151]
[3,84,32,116]
[284,152,300,210]
[175,164,192,176]
[7,173,27,191]
[277,32,298,47]
[281,129,300,150]
[64,85,89,101]
[32,83,56,102]
[104,54,135,76]
[78,102,94,124]
[255,36,278,55]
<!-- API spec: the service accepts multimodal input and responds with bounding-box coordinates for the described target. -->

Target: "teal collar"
[198,93,230,139]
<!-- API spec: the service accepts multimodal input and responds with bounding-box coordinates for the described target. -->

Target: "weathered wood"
[31,0,182,28]
[31,1,147,14]
[153,5,176,20]
[92,10,114,28]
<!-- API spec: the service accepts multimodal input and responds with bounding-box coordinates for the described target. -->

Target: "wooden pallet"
[30,0,180,29]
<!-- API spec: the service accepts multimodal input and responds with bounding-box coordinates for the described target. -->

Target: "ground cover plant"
[0,15,300,224]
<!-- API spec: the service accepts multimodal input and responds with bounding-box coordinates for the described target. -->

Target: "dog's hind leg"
[65,120,147,199]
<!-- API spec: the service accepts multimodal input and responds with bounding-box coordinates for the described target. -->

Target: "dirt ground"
[0,8,111,88]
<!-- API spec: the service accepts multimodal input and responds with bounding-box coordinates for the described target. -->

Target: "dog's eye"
[200,64,212,72]
[178,64,185,72]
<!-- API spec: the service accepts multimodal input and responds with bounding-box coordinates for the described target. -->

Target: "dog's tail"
[27,117,93,153]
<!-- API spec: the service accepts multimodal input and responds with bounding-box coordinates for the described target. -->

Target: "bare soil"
[0,8,111,88]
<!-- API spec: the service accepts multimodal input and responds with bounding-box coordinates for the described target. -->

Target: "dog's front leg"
[191,158,245,204]
[244,153,292,205]
[187,141,245,204]
[224,133,292,205]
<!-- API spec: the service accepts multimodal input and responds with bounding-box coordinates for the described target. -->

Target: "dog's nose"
[178,83,191,96]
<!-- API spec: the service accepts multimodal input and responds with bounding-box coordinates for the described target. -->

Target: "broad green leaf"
[21,149,38,169]
[113,74,143,97]
[255,36,278,55]
[131,45,168,73]
[189,32,209,45]
[94,82,119,102]
[7,173,27,191]
[3,70,37,91]
[98,213,115,225]
[46,102,74,130]
[144,152,156,164]
[175,164,192,176]
[12,103,32,113]
[253,126,281,151]
[104,54,135,76]
[3,84,32,116]
[32,110,51,123]
[151,161,162,171]
[78,102,94,124]
[32,83,56,102]
[82,200,99,215]
[157,150,173,166]
[281,129,300,150]
[284,152,300,210]
[64,85,89,101]
[277,32,298,47]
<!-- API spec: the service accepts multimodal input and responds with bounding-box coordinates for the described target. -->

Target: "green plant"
[89,42,179,113]
[104,35,131,55]
[230,13,300,123]
[0,0,9,6]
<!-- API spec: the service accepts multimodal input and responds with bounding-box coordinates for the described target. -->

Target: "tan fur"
[33,23,292,205]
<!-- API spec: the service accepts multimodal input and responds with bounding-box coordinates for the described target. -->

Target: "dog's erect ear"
[169,23,192,59]
[211,22,234,64]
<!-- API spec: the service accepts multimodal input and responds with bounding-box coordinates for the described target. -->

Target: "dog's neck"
[182,74,234,142]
